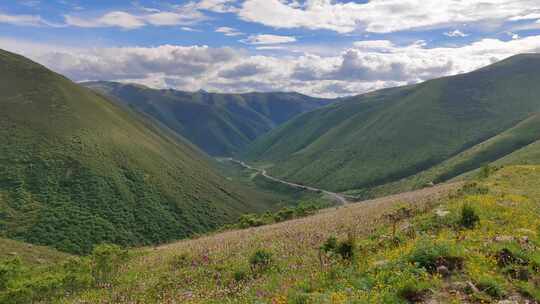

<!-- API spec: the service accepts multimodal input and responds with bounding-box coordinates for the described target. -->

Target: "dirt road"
[228,158,350,204]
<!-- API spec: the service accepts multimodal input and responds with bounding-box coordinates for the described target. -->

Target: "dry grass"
[69,182,460,303]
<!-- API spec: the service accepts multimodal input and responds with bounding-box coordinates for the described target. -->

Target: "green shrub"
[90,244,129,284]
[274,208,295,222]
[408,240,463,273]
[336,235,355,261]
[320,236,338,254]
[320,234,356,262]
[238,214,265,228]
[460,204,480,229]
[0,257,22,290]
[233,268,248,282]
[249,249,273,272]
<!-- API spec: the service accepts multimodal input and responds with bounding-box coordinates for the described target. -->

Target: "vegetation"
[0,49,289,254]
[4,165,527,303]
[225,200,331,230]
[245,54,540,194]
[83,81,331,156]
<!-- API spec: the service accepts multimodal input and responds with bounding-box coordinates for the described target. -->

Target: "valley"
[2,49,540,304]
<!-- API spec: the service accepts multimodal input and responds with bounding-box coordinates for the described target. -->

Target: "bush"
[274,208,295,222]
[320,234,356,262]
[408,240,463,273]
[233,269,248,282]
[320,236,338,253]
[475,275,506,299]
[90,244,129,284]
[238,214,265,228]
[249,249,273,272]
[0,257,22,290]
[460,204,480,229]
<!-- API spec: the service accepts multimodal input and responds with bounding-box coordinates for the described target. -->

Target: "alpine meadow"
[2,1,540,303]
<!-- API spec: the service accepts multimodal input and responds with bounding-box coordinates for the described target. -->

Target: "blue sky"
[1,0,540,97]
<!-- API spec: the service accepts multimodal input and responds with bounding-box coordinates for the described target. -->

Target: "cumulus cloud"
[242,34,297,45]
[1,35,540,98]
[237,0,539,33]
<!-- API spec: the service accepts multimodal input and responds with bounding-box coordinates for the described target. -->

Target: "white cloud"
[65,11,145,29]
[1,35,540,98]
[509,13,540,21]
[444,30,468,37]
[195,0,239,13]
[65,8,205,29]
[215,26,243,36]
[242,34,296,45]
[238,0,540,33]
[0,12,61,27]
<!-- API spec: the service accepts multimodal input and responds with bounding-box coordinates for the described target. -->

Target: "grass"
[0,49,292,254]
[0,165,534,303]
[0,238,70,265]
[83,81,331,156]
[245,54,540,193]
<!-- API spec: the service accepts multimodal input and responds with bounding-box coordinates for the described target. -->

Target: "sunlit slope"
[246,54,540,192]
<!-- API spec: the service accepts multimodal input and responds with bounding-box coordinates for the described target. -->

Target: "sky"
[1,1,540,97]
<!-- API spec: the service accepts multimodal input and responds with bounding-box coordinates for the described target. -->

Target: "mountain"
[0,49,285,254]
[82,81,331,156]
[245,54,540,193]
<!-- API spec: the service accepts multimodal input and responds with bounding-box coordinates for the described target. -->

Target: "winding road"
[226,158,351,205]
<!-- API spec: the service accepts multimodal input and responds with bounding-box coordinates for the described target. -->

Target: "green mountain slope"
[83,81,331,156]
[0,49,283,254]
[353,112,540,198]
[246,54,540,192]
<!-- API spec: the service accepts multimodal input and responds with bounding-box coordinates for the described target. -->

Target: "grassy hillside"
[5,165,540,303]
[0,49,287,254]
[348,112,540,198]
[0,238,70,265]
[83,81,331,156]
[245,54,540,192]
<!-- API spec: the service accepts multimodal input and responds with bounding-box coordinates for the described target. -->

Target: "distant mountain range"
[83,81,331,156]
[245,54,540,195]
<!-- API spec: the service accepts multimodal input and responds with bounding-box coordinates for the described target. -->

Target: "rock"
[436,265,450,277]
[7,252,17,256]
[435,209,450,217]
[519,236,529,244]
[494,235,514,242]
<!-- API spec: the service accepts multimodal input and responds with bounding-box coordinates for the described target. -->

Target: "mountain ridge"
[83,81,332,156]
